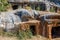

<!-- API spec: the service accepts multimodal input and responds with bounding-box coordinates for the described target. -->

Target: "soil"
[0,35,60,40]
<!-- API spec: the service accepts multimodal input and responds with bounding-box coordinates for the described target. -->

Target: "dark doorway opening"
[35,3,46,11]
[52,27,60,38]
[39,3,46,11]
[12,5,18,10]
[30,25,36,35]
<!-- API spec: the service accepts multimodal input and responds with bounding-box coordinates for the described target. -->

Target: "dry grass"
[0,36,17,40]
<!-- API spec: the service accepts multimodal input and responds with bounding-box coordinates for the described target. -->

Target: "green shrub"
[0,0,11,11]
[50,8,55,12]
[0,27,33,40]
[17,30,33,40]
[36,7,40,11]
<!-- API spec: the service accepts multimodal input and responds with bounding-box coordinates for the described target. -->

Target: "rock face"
[15,9,40,21]
[0,11,21,32]
[8,0,38,2]
[0,9,40,32]
[40,13,60,24]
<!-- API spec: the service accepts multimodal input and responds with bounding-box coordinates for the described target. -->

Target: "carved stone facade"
[8,0,60,13]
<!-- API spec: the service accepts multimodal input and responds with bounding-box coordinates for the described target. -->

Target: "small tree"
[0,0,11,12]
